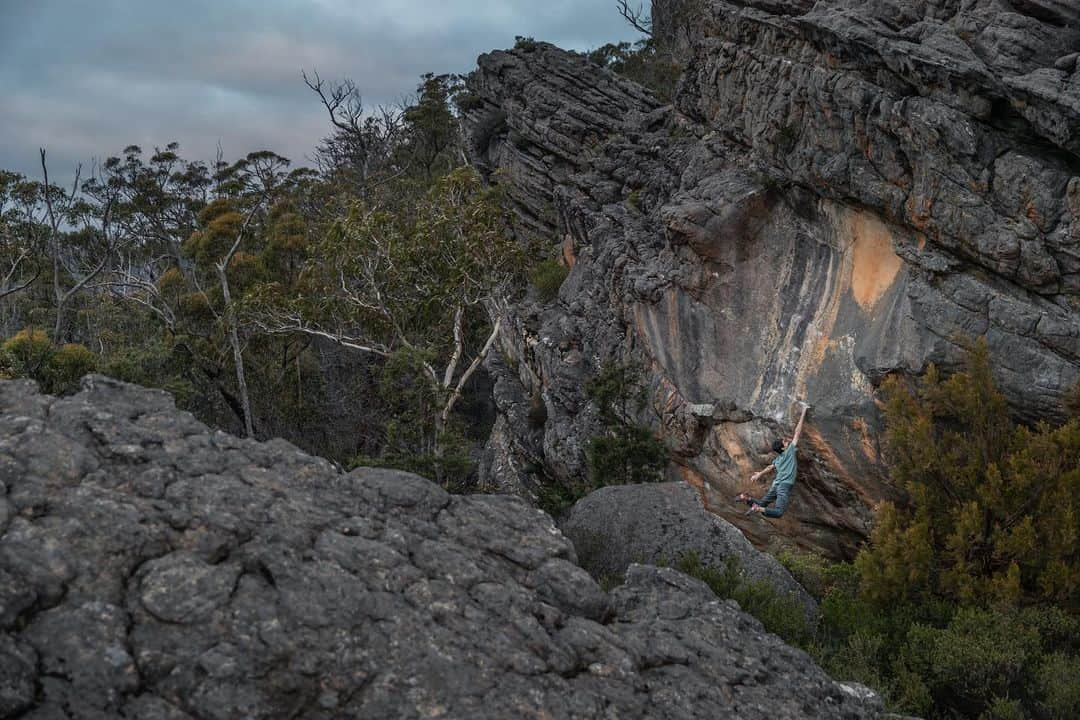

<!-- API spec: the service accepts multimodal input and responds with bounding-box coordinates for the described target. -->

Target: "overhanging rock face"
[0,376,880,719]
[463,0,1080,558]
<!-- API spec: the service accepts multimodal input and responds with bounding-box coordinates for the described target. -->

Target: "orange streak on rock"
[848,211,902,311]
[561,233,577,268]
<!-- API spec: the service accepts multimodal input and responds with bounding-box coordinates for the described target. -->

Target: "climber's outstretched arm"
[751,465,776,483]
[792,403,810,446]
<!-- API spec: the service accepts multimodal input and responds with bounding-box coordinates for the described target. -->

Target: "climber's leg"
[761,483,793,519]
[751,486,778,508]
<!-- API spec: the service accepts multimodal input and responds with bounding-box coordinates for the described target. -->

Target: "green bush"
[529,258,569,302]
[4,328,53,375]
[0,349,20,380]
[100,340,195,407]
[583,362,667,487]
[675,552,811,647]
[43,343,96,395]
[534,362,668,515]
[917,608,1040,715]
[858,339,1080,609]
[1037,651,1080,720]
[535,481,580,518]
[775,545,1080,718]
[514,36,539,51]
[585,424,668,486]
[1,329,98,395]
[356,347,477,491]
[586,39,682,102]
[455,93,485,112]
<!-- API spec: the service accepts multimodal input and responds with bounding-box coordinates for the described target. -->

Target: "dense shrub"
[676,552,812,646]
[583,361,667,487]
[528,258,569,302]
[857,339,1079,608]
[587,39,683,102]
[586,424,668,487]
[3,328,53,375]
[43,343,96,395]
[99,340,196,407]
[535,362,667,516]
[1,329,97,395]
[768,341,1080,718]
[348,347,474,491]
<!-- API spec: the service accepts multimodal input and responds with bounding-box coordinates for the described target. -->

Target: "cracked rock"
[0,375,879,718]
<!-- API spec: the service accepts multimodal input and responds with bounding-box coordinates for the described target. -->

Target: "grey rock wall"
[462,0,1080,557]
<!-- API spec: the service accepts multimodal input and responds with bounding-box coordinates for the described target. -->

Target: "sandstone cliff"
[0,376,880,719]
[463,1,1080,557]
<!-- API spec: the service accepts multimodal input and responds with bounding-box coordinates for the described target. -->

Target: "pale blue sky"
[0,0,640,180]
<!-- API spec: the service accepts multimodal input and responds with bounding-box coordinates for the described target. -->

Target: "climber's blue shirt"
[771,440,798,486]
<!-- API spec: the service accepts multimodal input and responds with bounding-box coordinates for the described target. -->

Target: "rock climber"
[736,401,810,518]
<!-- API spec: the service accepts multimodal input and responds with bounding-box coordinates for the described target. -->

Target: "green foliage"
[184,199,243,267]
[858,338,1080,608]
[311,166,521,350]
[676,552,812,647]
[402,73,463,180]
[99,340,196,407]
[587,39,682,102]
[347,347,475,490]
[897,606,1078,719]
[514,36,539,51]
[455,93,485,113]
[568,361,668,496]
[586,424,668,486]
[774,549,1080,719]
[1,122,512,468]
[43,343,96,395]
[984,698,1026,720]
[0,330,97,395]
[535,481,580,518]
[528,258,569,302]
[1037,651,1080,720]
[584,361,646,426]
[3,328,53,375]
[764,342,1080,718]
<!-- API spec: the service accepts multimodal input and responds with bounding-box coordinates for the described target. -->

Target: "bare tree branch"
[251,313,391,357]
[616,0,653,35]
[0,249,39,300]
[443,305,465,389]
[440,314,502,426]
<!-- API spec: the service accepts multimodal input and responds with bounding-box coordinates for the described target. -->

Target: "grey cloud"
[0,0,639,182]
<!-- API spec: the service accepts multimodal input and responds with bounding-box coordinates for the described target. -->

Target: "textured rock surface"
[0,376,880,719]
[560,482,817,620]
[462,2,1080,557]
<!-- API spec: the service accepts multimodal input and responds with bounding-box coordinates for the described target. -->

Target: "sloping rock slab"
[0,376,875,719]
[561,481,817,621]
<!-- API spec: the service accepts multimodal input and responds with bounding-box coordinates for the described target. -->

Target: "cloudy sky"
[0,0,640,182]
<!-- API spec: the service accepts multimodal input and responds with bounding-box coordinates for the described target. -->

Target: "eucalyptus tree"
[182,150,293,437]
[0,170,45,309]
[255,166,524,478]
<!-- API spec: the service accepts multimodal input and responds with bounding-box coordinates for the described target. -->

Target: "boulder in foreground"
[0,376,878,718]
